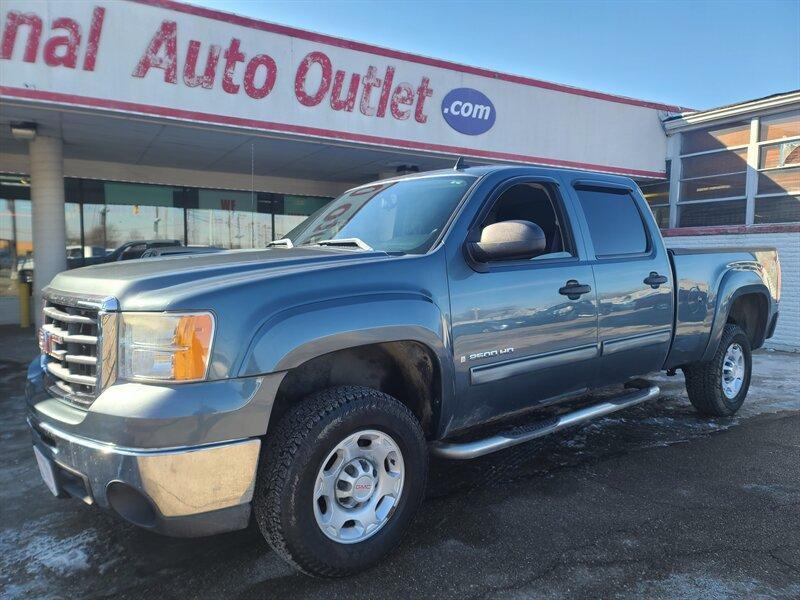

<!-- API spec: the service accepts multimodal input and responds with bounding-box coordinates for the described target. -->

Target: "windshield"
[286,175,476,254]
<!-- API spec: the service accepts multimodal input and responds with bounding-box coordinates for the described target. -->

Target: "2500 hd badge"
[461,347,515,363]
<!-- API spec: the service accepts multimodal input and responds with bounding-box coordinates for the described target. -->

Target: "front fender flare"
[237,292,454,399]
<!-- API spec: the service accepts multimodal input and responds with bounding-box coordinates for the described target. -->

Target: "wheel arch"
[702,273,772,362]
[239,294,454,439]
[269,340,445,439]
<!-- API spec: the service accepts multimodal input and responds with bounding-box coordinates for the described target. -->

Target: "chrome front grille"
[40,294,116,408]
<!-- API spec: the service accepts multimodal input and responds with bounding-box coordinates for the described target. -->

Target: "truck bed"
[665,246,780,369]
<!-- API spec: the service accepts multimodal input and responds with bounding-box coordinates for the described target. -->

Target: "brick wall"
[664,231,799,351]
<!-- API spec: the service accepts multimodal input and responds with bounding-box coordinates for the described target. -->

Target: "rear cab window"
[575,187,649,258]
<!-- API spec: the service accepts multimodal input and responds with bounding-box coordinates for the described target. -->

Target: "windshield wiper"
[268,238,294,248]
[314,238,374,251]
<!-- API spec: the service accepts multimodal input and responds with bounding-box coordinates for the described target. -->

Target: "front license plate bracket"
[33,445,60,497]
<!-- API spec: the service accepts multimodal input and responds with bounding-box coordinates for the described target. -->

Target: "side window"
[120,244,146,261]
[576,187,648,257]
[481,183,573,258]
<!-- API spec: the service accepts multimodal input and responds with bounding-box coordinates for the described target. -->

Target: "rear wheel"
[683,324,752,416]
[253,386,427,577]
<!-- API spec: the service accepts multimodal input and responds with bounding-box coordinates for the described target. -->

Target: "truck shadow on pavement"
[1,351,798,599]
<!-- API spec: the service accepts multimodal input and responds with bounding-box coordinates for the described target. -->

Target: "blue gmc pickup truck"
[26,165,780,577]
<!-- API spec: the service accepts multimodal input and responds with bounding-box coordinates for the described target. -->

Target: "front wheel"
[683,324,752,416]
[253,386,428,577]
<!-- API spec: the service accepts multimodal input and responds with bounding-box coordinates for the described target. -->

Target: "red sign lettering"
[293,50,434,124]
[183,40,220,89]
[132,20,177,83]
[0,5,433,127]
[1,6,104,70]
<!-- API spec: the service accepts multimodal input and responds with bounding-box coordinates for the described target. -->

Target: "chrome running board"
[430,384,661,460]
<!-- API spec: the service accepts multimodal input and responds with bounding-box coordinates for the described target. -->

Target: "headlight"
[119,312,215,382]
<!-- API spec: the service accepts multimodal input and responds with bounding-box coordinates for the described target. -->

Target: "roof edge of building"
[663,90,800,131]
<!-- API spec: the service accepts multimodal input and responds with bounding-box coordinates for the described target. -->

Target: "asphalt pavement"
[1,326,798,599]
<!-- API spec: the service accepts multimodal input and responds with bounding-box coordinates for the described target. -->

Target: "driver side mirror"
[467,220,547,262]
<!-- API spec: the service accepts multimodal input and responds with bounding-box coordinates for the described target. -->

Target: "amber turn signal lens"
[173,314,214,381]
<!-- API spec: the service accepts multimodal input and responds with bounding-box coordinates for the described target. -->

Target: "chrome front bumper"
[28,417,261,537]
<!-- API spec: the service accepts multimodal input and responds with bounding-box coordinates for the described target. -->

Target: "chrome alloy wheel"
[313,429,404,544]
[722,342,746,400]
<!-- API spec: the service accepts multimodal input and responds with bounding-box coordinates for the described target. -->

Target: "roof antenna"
[453,156,466,170]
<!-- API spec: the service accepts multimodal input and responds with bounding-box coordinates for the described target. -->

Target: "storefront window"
[759,141,800,169]
[0,175,32,305]
[681,121,750,154]
[67,180,329,252]
[189,189,255,249]
[681,148,748,179]
[755,110,800,224]
[759,110,800,141]
[65,203,83,254]
[677,123,751,228]
[678,200,747,227]
[638,179,670,228]
[757,167,800,196]
[680,172,747,202]
[754,195,800,224]
[1,173,332,300]
[103,183,185,246]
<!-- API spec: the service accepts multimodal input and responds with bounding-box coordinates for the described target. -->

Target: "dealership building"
[1,0,798,350]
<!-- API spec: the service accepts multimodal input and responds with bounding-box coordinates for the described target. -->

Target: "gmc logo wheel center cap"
[353,476,374,501]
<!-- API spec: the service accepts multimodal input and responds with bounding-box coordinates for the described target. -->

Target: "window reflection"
[760,110,800,141]
[681,122,750,154]
[0,175,32,303]
[62,179,332,252]
[0,197,31,299]
[638,180,670,228]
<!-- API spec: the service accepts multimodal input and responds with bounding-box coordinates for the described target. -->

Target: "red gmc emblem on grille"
[39,328,63,355]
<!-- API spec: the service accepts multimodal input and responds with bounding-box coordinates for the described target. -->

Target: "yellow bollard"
[18,281,31,328]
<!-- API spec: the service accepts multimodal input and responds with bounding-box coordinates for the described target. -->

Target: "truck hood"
[47,247,391,306]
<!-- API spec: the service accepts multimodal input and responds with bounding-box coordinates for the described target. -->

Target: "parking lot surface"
[1,326,798,599]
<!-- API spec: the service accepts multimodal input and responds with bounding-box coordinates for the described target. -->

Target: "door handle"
[643,271,668,289]
[559,280,592,300]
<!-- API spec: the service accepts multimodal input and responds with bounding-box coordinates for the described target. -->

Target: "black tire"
[253,386,428,577]
[683,324,752,416]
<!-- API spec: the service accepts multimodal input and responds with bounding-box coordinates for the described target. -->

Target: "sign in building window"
[680,172,747,202]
